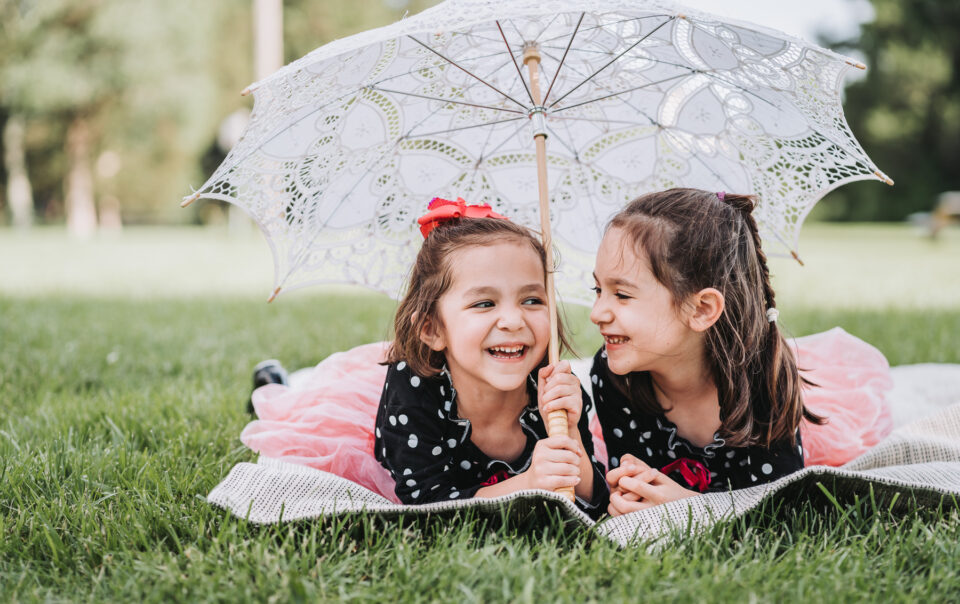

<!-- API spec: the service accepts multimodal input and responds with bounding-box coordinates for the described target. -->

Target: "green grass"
[1,225,960,601]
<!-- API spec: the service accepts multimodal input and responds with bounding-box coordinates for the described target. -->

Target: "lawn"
[1,224,959,601]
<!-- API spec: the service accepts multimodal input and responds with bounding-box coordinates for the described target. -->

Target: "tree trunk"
[65,115,97,237]
[3,114,35,228]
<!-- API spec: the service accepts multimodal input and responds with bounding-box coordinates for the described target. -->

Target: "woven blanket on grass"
[207,365,960,547]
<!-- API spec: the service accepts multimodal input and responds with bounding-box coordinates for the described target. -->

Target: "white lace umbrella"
[185,0,889,307]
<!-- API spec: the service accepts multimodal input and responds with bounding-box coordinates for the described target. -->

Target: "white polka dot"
[726,450,736,459]
[396,361,406,371]
[724,462,730,468]
[449,491,460,499]
[443,400,452,412]
[610,457,619,468]
[381,447,386,456]
[601,350,607,358]
[410,376,421,387]
[460,460,471,470]
[798,445,803,454]
[590,455,597,463]
[447,439,457,448]
[638,435,645,443]
[411,490,420,499]
[528,414,538,422]
[591,374,598,384]
[667,449,676,459]
[407,434,418,448]
[646,447,653,457]
[443,465,449,472]
[629,420,637,430]
[642,432,652,439]
[431,446,442,456]
[598,379,603,388]
[761,463,773,475]
[622,407,631,415]
[398,414,408,425]
[431,484,439,490]
[613,428,623,438]
[750,474,757,482]
[375,428,381,438]
[389,415,397,426]
[406,479,416,487]
[437,410,444,418]
[402,468,412,475]
[440,385,445,395]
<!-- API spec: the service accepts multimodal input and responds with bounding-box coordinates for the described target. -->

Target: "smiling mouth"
[603,335,630,345]
[486,345,527,360]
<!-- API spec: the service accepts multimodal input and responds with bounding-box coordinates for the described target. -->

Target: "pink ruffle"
[797,327,893,466]
[240,342,399,503]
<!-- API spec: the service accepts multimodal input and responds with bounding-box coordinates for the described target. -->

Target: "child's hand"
[605,454,698,516]
[537,360,583,431]
[522,435,582,492]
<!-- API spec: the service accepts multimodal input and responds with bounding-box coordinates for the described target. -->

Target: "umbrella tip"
[241,86,254,97]
[267,286,281,303]
[846,60,867,70]
[874,170,894,186]
[676,13,687,20]
[181,193,200,208]
[790,250,805,266]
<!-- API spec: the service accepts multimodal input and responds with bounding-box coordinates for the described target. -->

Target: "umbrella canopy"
[185,0,889,305]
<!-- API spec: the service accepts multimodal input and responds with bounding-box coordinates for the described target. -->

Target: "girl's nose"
[590,297,611,325]
[496,304,525,330]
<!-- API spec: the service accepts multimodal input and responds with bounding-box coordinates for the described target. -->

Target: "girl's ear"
[686,287,725,332]
[418,314,446,352]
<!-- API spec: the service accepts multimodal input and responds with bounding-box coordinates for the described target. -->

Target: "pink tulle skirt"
[240,329,893,500]
[796,327,894,466]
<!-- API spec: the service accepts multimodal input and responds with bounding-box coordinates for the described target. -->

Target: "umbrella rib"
[541,12,585,107]
[548,15,676,109]
[369,49,520,88]
[406,116,525,139]
[496,20,536,106]
[407,35,529,110]
[532,13,562,43]
[551,71,691,114]
[544,122,579,159]
[370,86,525,115]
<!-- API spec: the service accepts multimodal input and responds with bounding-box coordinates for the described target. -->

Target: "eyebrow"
[592,272,638,289]
[463,283,546,297]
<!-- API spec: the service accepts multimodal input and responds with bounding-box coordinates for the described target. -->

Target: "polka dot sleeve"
[374,363,480,504]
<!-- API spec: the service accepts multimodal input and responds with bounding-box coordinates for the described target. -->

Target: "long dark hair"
[606,188,822,447]
[386,217,572,377]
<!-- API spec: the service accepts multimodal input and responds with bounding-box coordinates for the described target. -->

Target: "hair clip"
[716,191,726,202]
[766,308,779,323]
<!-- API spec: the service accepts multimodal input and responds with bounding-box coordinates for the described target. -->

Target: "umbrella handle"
[525,42,575,502]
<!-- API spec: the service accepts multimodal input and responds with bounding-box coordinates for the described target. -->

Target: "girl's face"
[421,241,550,395]
[590,227,697,375]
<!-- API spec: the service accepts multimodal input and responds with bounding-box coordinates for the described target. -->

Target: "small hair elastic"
[766,308,779,323]
[716,191,726,202]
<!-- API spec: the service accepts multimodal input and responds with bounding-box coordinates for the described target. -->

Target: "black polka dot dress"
[374,360,608,517]
[590,348,804,493]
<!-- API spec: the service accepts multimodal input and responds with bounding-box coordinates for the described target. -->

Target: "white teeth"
[490,345,523,353]
[605,336,629,345]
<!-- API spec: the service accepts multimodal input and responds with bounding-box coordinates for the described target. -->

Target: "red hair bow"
[661,458,712,493]
[417,197,508,239]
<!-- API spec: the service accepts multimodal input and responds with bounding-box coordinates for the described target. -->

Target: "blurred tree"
[0,0,238,229]
[823,0,960,221]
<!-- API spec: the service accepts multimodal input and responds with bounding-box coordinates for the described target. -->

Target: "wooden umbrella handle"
[524,43,575,502]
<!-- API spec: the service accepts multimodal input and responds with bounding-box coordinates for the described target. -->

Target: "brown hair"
[387,217,572,377]
[606,188,822,447]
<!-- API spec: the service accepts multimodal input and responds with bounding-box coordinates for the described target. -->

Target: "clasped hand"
[606,454,698,516]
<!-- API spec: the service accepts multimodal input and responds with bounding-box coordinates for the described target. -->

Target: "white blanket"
[207,365,960,547]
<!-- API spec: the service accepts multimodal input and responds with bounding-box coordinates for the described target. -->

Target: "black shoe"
[247,359,289,414]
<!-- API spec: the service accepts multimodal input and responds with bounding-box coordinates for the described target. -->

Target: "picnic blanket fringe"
[207,365,960,547]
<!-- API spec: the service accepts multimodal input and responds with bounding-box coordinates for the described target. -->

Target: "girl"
[588,189,892,516]
[243,198,608,515]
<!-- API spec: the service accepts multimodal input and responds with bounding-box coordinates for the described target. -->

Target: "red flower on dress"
[417,197,509,239]
[661,458,712,493]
